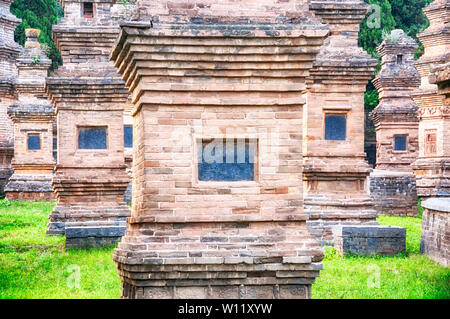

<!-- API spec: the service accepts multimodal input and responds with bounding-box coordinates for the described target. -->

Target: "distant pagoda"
[5,29,56,201]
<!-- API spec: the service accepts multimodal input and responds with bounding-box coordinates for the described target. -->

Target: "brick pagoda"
[46,0,130,247]
[111,0,329,299]
[5,29,56,201]
[0,0,20,195]
[417,0,449,267]
[412,0,450,198]
[303,0,379,244]
[369,29,421,216]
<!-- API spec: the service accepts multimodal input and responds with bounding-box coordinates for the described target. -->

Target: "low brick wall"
[65,225,127,249]
[370,170,418,216]
[333,225,406,256]
[420,198,449,267]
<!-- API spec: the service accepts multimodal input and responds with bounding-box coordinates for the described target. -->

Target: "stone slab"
[65,226,127,239]
[65,226,127,249]
[421,197,450,213]
[333,225,406,256]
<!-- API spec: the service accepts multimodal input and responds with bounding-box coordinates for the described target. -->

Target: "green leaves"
[11,0,63,71]
[358,0,433,110]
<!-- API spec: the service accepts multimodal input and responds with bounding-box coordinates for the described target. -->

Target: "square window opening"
[198,138,257,182]
[78,127,107,150]
[397,55,403,64]
[394,135,407,151]
[325,114,347,141]
[28,134,41,151]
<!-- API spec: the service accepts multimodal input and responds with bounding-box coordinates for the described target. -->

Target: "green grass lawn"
[0,199,449,299]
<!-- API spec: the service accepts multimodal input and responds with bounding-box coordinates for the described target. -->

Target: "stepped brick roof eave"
[111,20,329,61]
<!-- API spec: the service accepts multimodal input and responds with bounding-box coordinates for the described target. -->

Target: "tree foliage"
[358,0,433,110]
[11,0,63,71]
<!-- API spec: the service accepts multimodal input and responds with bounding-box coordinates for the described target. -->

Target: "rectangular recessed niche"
[78,127,107,150]
[83,2,94,18]
[325,114,347,140]
[394,135,407,151]
[124,125,133,148]
[425,130,437,156]
[28,134,41,150]
[198,138,256,181]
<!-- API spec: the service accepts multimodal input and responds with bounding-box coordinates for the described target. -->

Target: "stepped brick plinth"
[303,0,379,244]
[110,0,329,299]
[369,29,421,216]
[0,0,21,195]
[5,29,56,201]
[45,0,131,246]
[412,0,450,198]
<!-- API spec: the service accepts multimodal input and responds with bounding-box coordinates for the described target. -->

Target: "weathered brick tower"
[46,0,130,247]
[111,0,329,299]
[0,0,20,195]
[412,0,450,198]
[5,29,56,201]
[303,0,378,244]
[413,0,449,267]
[421,54,450,267]
[369,29,420,216]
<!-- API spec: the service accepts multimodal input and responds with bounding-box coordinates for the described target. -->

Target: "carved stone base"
[120,275,316,299]
[5,173,55,201]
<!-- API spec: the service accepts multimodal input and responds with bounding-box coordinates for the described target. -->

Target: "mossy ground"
[0,200,449,299]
